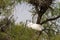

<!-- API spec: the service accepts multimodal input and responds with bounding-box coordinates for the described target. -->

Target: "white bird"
[26,22,44,31]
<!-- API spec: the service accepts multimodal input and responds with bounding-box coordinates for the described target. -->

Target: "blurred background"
[0,0,60,40]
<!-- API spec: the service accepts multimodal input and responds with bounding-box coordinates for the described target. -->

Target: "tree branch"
[36,6,48,24]
[41,15,60,25]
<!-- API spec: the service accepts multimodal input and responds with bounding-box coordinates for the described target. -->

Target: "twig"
[36,31,42,40]
[40,15,60,25]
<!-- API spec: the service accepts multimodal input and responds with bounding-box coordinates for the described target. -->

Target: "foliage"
[0,0,60,40]
[0,23,60,40]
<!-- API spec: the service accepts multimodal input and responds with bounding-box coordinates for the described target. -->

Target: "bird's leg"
[36,31,42,40]
[35,31,40,34]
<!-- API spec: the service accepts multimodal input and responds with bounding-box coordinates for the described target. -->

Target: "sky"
[13,2,33,24]
[13,0,60,24]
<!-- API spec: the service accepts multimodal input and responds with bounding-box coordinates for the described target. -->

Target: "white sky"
[13,0,60,24]
[13,2,33,24]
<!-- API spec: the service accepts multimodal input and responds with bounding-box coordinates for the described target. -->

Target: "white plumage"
[26,22,44,31]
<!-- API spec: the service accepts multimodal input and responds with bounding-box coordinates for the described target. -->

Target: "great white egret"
[26,22,44,31]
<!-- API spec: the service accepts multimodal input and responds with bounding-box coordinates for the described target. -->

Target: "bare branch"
[41,15,60,25]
